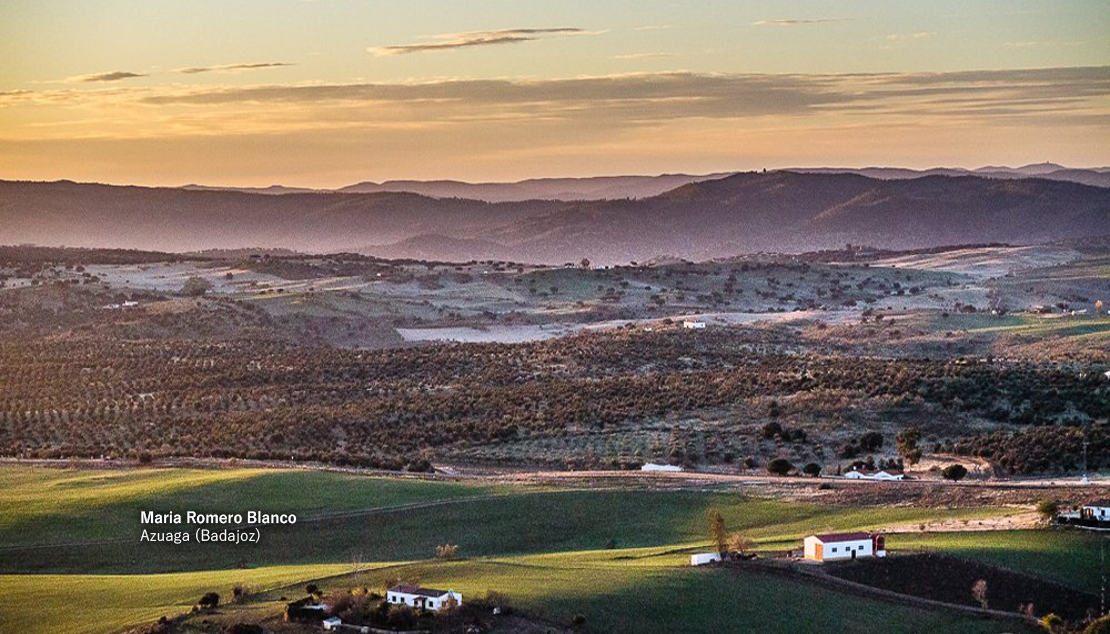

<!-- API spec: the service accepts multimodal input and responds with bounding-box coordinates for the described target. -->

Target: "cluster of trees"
[947,424,1108,475]
[0,324,1105,470]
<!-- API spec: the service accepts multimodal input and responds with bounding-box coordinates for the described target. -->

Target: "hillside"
[2,173,1108,264]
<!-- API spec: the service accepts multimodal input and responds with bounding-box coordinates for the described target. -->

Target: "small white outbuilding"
[683,320,707,330]
[641,463,683,472]
[322,617,343,630]
[690,552,722,566]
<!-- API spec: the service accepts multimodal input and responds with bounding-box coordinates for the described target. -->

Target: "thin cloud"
[67,71,148,83]
[176,62,295,75]
[885,32,936,41]
[613,53,673,60]
[369,27,599,56]
[752,18,849,27]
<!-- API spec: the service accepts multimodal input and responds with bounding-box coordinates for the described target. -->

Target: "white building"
[387,585,462,611]
[1082,501,1110,522]
[322,617,343,631]
[690,552,722,566]
[843,468,904,481]
[641,463,682,472]
[682,320,707,330]
[803,532,886,562]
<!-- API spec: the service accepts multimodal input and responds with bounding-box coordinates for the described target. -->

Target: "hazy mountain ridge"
[172,163,1110,202]
[3,172,1108,264]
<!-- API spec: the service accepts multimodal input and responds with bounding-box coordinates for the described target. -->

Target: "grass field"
[890,529,1102,593]
[0,563,356,634]
[0,465,1082,634]
[0,466,1014,574]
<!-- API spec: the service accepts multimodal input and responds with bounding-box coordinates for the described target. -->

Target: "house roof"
[810,532,872,543]
[1086,500,1110,508]
[389,584,451,598]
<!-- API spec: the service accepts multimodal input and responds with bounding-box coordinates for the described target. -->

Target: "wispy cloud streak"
[176,63,295,75]
[67,71,147,83]
[369,27,599,56]
[752,18,849,27]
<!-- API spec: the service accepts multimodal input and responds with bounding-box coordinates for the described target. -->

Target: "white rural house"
[803,532,886,562]
[690,552,722,566]
[1082,501,1110,521]
[322,617,343,630]
[641,463,683,472]
[843,468,904,481]
[387,585,462,611]
[682,320,707,330]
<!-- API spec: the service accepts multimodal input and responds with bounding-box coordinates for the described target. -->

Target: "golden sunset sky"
[2,0,1109,187]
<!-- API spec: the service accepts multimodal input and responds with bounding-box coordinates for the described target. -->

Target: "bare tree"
[971,579,988,609]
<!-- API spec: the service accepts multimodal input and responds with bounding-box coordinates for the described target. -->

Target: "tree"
[941,464,968,481]
[579,258,591,269]
[859,431,884,451]
[761,421,782,439]
[708,509,727,555]
[767,457,793,476]
[802,462,822,477]
[1036,499,1059,520]
[726,531,753,555]
[198,591,220,609]
[181,276,212,297]
[435,543,459,560]
[896,428,923,465]
[971,579,988,609]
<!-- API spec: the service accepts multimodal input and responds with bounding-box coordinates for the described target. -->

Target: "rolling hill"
[2,172,1108,264]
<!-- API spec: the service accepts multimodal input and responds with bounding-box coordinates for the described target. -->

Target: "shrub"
[198,592,220,609]
[180,276,212,297]
[435,543,459,560]
[1036,499,1059,520]
[941,464,968,481]
[802,462,822,477]
[572,614,587,627]
[859,431,884,451]
[767,458,794,476]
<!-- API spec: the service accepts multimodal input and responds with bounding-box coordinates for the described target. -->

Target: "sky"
[1,0,1108,187]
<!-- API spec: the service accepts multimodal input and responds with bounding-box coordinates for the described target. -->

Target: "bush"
[435,543,459,560]
[572,614,587,627]
[767,458,794,476]
[1036,499,1059,520]
[859,431,884,451]
[180,276,213,297]
[198,592,220,609]
[802,462,822,477]
[941,464,968,481]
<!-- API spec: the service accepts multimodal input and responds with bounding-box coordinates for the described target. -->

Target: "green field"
[0,465,1082,634]
[890,529,1102,593]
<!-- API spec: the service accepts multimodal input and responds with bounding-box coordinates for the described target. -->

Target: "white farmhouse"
[682,320,707,330]
[842,467,904,481]
[803,532,886,562]
[387,585,462,611]
[1082,501,1110,522]
[641,463,683,472]
[690,552,722,566]
[322,617,343,631]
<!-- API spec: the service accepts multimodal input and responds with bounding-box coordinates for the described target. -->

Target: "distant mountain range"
[178,163,1110,202]
[4,171,1109,264]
